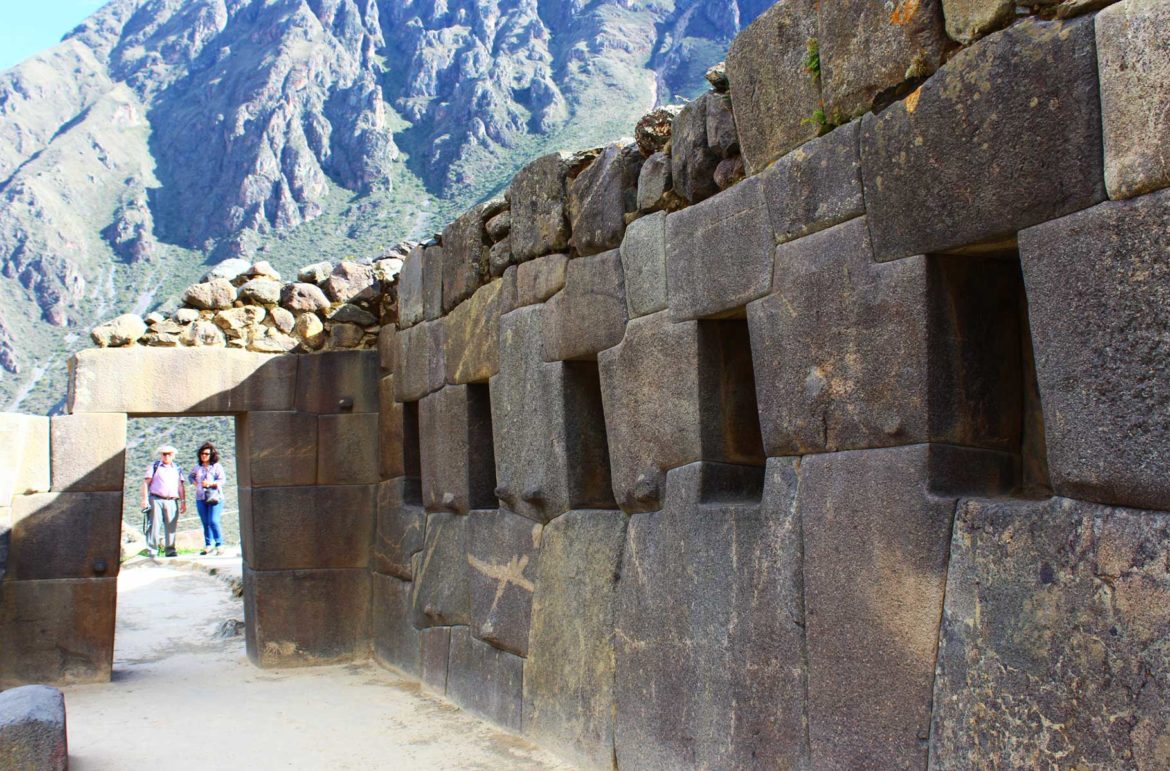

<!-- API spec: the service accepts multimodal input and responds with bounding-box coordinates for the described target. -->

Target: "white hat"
[157,445,178,455]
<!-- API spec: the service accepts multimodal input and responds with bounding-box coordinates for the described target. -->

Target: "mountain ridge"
[0,0,767,412]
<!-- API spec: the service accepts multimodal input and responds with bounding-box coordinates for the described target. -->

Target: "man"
[140,445,186,558]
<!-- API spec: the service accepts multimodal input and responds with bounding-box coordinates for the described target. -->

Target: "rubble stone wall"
[3,0,1170,767]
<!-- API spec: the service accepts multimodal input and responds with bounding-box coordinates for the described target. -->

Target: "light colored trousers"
[145,496,179,552]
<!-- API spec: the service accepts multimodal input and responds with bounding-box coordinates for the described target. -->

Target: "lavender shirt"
[188,463,225,502]
[145,461,182,498]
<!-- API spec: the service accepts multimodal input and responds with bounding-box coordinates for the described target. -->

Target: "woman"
[189,441,226,555]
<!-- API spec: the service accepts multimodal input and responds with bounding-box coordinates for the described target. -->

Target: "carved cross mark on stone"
[467,553,534,618]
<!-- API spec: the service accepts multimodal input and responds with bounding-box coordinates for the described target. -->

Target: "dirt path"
[61,562,570,770]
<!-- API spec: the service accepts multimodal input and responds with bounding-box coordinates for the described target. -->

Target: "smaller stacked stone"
[90,248,409,354]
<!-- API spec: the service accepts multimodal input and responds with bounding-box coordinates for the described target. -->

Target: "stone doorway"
[1,347,382,687]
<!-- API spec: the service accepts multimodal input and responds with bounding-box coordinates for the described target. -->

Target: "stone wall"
[4,0,1170,767]
[373,0,1170,767]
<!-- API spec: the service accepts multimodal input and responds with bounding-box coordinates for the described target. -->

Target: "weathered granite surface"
[1020,189,1170,511]
[861,17,1105,261]
[932,496,1170,769]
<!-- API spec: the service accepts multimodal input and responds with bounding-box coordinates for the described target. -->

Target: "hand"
[180,500,187,513]
[140,500,148,510]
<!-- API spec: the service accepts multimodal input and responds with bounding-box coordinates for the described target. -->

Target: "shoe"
[146,549,158,558]
[165,549,178,558]
[200,547,210,555]
[213,546,223,556]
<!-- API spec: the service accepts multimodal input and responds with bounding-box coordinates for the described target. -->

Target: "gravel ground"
[60,561,570,771]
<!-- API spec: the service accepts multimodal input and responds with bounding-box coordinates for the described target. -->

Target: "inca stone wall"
[4,0,1170,767]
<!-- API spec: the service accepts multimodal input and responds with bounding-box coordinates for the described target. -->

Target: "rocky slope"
[0,0,766,411]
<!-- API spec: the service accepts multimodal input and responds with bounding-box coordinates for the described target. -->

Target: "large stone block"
[861,17,1105,261]
[941,0,1013,44]
[1098,0,1170,200]
[670,94,721,205]
[514,253,567,308]
[615,461,807,769]
[420,626,451,693]
[244,485,375,570]
[598,312,702,514]
[599,312,765,513]
[397,244,425,328]
[799,444,1016,770]
[748,218,1024,456]
[418,385,496,514]
[1020,190,1170,510]
[244,567,370,667]
[371,572,420,677]
[422,244,444,321]
[0,414,49,507]
[618,210,666,319]
[295,350,379,414]
[759,121,864,244]
[541,249,628,361]
[525,509,627,770]
[0,578,116,687]
[316,413,379,486]
[372,477,424,579]
[238,411,317,487]
[665,175,773,321]
[442,203,492,314]
[0,685,68,771]
[492,307,614,523]
[377,325,395,373]
[468,510,541,657]
[568,143,642,257]
[68,349,296,415]
[49,413,125,492]
[410,511,470,628]
[635,151,677,214]
[444,278,505,384]
[446,626,523,732]
[725,0,822,174]
[818,0,948,120]
[931,496,1170,769]
[8,492,121,580]
[393,320,446,402]
[510,152,572,262]
[378,377,404,480]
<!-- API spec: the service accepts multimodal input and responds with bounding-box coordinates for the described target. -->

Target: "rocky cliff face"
[0,0,763,404]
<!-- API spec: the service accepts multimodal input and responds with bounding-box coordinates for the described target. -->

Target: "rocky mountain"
[0,0,768,411]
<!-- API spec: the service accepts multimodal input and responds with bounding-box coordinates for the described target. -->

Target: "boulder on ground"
[246,260,281,281]
[0,684,68,771]
[91,314,146,347]
[203,258,250,283]
[634,108,677,157]
[237,278,282,307]
[181,280,236,311]
[281,282,330,313]
[323,261,378,304]
[297,261,333,284]
[293,313,325,350]
[181,320,227,347]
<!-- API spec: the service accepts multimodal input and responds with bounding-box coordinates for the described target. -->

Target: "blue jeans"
[195,498,224,547]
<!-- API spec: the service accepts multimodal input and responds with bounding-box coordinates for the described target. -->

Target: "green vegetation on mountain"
[0,0,770,413]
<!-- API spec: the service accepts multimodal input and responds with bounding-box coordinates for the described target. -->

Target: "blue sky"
[0,0,108,71]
